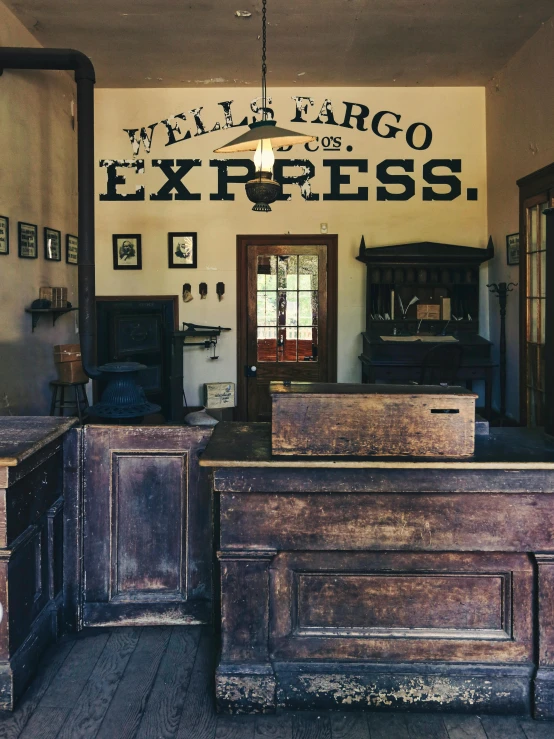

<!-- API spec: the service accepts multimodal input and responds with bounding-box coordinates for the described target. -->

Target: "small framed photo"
[66,234,78,265]
[113,234,142,270]
[44,227,62,261]
[0,216,9,255]
[18,222,38,259]
[506,233,520,266]
[168,232,197,268]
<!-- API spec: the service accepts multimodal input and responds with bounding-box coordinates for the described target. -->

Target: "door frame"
[516,163,554,426]
[236,234,338,421]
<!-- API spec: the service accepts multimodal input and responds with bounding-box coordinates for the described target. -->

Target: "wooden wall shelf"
[25,307,77,332]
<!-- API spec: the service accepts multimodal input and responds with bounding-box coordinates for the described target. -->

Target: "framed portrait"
[18,222,38,259]
[506,233,520,266]
[44,227,62,261]
[168,232,197,268]
[113,234,142,270]
[66,234,78,265]
[0,216,8,255]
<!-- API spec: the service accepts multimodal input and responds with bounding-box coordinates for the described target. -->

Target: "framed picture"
[506,233,520,266]
[18,222,38,259]
[66,234,78,265]
[113,234,142,270]
[0,216,8,255]
[168,232,197,268]
[44,227,62,261]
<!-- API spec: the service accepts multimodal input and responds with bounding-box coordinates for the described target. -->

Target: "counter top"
[0,416,78,467]
[200,422,554,469]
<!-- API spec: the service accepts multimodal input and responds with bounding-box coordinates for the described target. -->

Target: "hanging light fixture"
[214,0,315,211]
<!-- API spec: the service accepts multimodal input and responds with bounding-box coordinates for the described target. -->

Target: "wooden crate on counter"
[271,382,477,457]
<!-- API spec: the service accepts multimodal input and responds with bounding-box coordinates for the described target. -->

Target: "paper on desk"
[419,335,459,342]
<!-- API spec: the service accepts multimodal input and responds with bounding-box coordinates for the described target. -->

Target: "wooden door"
[78,425,213,627]
[237,236,337,421]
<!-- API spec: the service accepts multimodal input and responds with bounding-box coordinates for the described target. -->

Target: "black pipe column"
[0,47,100,379]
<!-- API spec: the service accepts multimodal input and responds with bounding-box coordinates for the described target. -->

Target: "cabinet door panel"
[82,425,213,626]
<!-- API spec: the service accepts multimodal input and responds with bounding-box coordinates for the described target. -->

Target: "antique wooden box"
[271,382,477,457]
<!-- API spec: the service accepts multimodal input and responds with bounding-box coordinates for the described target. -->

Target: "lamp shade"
[214,120,315,153]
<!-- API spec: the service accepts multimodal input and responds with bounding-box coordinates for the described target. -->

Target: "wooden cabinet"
[0,417,76,709]
[72,425,214,627]
[357,240,495,415]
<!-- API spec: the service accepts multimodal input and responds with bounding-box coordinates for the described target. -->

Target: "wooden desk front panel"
[219,491,554,552]
[269,552,533,664]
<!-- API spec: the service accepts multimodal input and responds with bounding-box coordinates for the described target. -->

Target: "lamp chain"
[261,0,267,121]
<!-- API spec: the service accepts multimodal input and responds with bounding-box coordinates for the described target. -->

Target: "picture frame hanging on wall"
[44,227,62,261]
[66,234,78,265]
[0,216,9,255]
[18,222,38,259]
[168,232,197,268]
[113,234,142,270]
[506,233,520,266]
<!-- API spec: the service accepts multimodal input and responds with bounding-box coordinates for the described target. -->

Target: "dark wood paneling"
[82,425,213,626]
[296,573,505,633]
[112,451,186,596]
[220,492,554,553]
[269,552,532,665]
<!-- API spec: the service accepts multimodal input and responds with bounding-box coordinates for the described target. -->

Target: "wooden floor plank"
[0,638,75,739]
[405,714,449,739]
[56,627,142,739]
[480,716,528,739]
[175,630,217,739]
[367,713,410,739]
[136,627,201,739]
[95,627,172,739]
[292,712,332,739]
[18,708,68,739]
[39,631,110,709]
[330,713,370,739]
[519,718,554,739]
[216,714,257,739]
[255,712,293,739]
[443,715,488,739]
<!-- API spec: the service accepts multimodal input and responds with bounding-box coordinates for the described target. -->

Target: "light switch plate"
[320,223,328,234]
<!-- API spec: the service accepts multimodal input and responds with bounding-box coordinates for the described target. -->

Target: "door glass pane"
[298,327,318,361]
[257,327,277,362]
[257,255,277,290]
[278,327,297,362]
[298,291,318,326]
[299,255,319,290]
[278,255,298,290]
[257,252,319,363]
[257,291,277,326]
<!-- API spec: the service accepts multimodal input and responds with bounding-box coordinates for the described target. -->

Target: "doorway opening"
[237,235,338,421]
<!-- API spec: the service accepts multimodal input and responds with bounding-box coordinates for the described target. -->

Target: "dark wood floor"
[0,627,553,739]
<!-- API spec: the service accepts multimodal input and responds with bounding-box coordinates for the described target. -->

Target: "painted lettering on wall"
[99,96,478,203]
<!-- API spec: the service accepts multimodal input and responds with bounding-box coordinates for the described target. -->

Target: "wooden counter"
[0,416,76,709]
[201,423,554,717]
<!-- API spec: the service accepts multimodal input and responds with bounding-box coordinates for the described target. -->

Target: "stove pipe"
[0,47,100,379]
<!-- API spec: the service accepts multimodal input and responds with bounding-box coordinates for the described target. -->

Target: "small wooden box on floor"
[271,382,477,457]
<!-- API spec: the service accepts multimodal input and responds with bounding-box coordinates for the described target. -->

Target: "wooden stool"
[49,381,89,423]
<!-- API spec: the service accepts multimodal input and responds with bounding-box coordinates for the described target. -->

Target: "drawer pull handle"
[431,408,459,414]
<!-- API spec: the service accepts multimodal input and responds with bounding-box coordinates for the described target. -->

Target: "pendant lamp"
[214,0,315,211]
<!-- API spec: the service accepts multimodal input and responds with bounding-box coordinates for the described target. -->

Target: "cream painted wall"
[486,16,554,421]
[0,1,78,414]
[95,87,488,407]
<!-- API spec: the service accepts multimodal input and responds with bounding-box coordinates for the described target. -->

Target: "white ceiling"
[5,0,554,88]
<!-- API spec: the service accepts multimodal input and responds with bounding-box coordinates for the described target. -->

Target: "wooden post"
[216,550,277,714]
[533,553,554,718]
